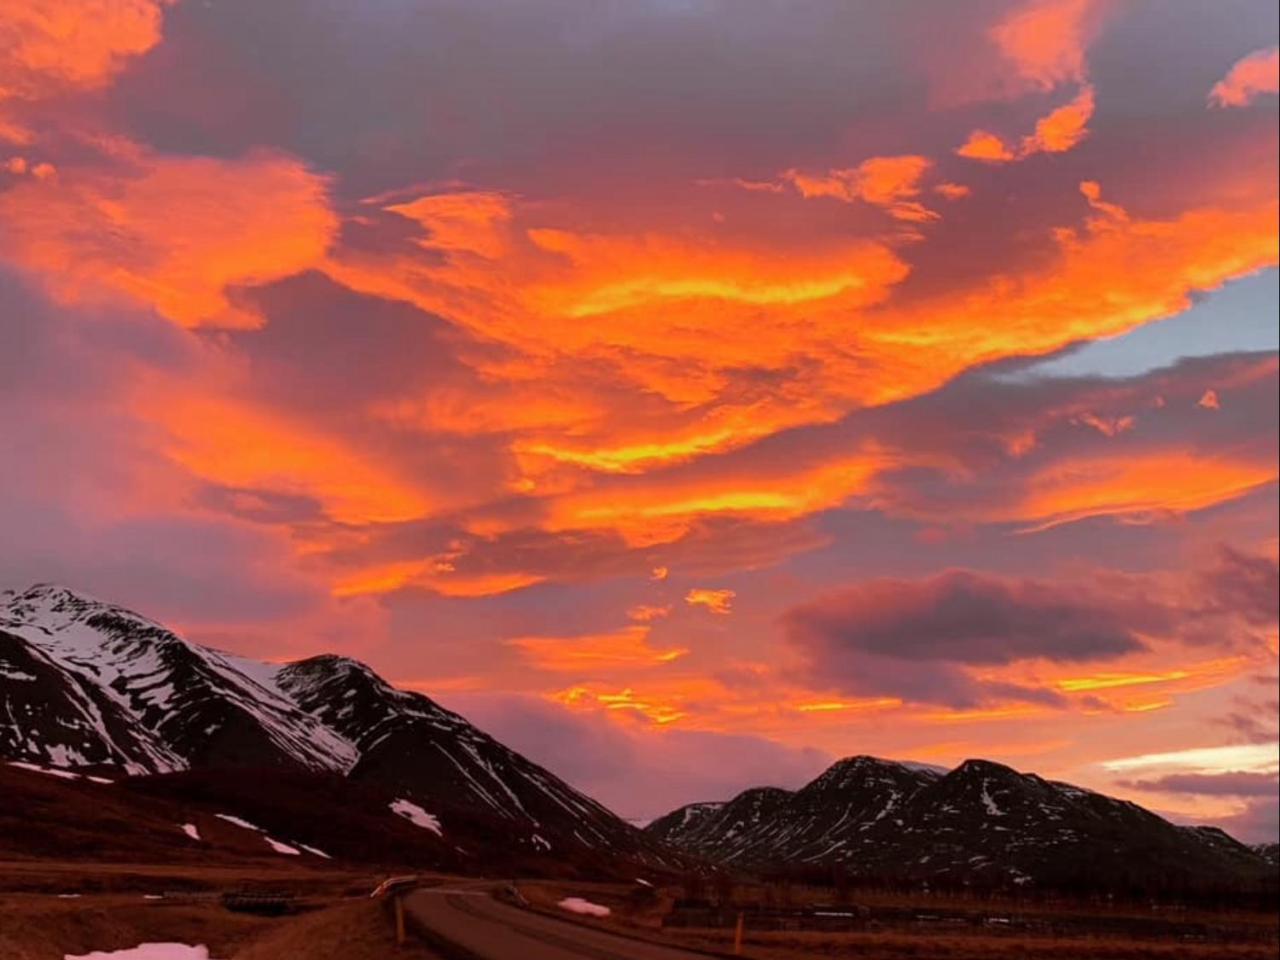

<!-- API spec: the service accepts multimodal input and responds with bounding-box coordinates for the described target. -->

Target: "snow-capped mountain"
[0,584,665,865]
[647,756,1272,889]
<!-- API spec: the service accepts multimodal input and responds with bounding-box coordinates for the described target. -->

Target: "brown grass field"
[516,879,1280,960]
[0,859,444,959]
[2,862,1275,959]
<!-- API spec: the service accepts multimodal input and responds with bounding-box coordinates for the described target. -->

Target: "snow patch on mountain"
[390,798,443,835]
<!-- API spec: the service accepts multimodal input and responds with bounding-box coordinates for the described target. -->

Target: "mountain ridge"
[646,754,1273,891]
[0,582,670,868]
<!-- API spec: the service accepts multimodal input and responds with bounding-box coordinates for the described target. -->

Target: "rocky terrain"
[648,755,1274,892]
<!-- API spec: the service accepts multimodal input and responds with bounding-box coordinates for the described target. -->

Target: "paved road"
[405,887,716,960]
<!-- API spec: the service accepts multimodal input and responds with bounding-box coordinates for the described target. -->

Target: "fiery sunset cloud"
[0,0,1276,835]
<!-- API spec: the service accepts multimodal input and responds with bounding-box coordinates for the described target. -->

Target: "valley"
[2,584,1276,958]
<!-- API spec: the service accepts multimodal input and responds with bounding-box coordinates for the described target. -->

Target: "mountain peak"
[952,757,1021,778]
[1,583,672,866]
[287,652,381,681]
[2,582,160,634]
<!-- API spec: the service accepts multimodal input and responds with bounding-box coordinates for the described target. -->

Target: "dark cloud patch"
[784,570,1149,665]
[194,484,328,526]
[228,270,483,416]
[1199,547,1279,629]
[1120,771,1279,797]
[102,0,929,198]
[1213,684,1280,746]
[781,569,1154,707]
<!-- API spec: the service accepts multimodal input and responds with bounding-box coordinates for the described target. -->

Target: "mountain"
[0,583,672,873]
[1253,842,1280,866]
[647,756,1274,892]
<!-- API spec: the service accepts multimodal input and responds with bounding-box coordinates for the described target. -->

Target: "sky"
[0,1,1277,840]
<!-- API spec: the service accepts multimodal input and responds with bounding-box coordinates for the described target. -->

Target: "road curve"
[405,887,716,960]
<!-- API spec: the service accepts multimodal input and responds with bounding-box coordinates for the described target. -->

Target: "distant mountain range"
[0,583,671,873]
[1,583,1273,892]
[646,755,1273,892]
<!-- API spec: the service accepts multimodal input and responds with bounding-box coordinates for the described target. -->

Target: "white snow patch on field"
[64,944,220,960]
[298,843,331,859]
[263,837,300,856]
[180,823,201,841]
[210,812,311,857]
[9,761,80,780]
[390,798,442,835]
[559,897,611,917]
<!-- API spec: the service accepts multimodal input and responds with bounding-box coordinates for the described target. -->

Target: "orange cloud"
[547,452,892,546]
[1056,657,1248,695]
[878,184,1278,380]
[0,0,174,144]
[332,195,909,391]
[1014,450,1275,531]
[383,189,513,258]
[1023,84,1095,153]
[0,0,171,97]
[510,625,688,672]
[781,155,938,221]
[956,130,1017,162]
[934,182,972,200]
[527,226,906,319]
[794,697,902,714]
[318,160,1274,560]
[685,588,735,615]
[628,604,672,623]
[150,393,432,525]
[1209,47,1280,108]
[990,0,1100,90]
[957,85,1095,162]
[553,685,689,725]
[1198,388,1221,410]
[0,143,336,327]
[333,563,544,599]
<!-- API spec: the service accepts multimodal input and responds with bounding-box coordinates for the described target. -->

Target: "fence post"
[734,910,744,955]
[395,893,406,946]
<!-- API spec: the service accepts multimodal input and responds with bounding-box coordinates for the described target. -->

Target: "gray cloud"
[1121,771,1280,797]
[781,569,1157,707]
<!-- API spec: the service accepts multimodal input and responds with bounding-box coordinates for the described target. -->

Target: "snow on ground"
[389,798,443,835]
[180,823,201,841]
[64,945,220,960]
[210,812,317,857]
[213,813,261,832]
[559,897,611,917]
[8,761,81,780]
[263,837,300,855]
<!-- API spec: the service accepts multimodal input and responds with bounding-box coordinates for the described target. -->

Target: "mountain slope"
[647,756,1273,891]
[0,584,670,870]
